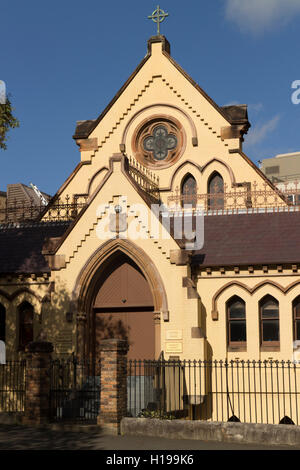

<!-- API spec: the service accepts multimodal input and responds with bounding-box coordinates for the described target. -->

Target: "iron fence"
[50,357,101,423]
[127,359,300,425]
[128,156,160,202]
[0,195,88,224]
[167,182,300,213]
[0,361,26,412]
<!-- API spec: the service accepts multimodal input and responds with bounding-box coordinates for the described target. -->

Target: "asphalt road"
[0,424,296,450]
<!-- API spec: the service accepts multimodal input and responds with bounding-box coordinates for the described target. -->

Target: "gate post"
[22,339,53,425]
[97,339,129,434]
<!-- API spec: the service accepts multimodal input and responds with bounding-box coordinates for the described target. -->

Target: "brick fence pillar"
[22,340,53,425]
[97,339,129,435]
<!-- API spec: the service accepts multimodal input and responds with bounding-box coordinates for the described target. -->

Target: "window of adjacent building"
[265,165,280,175]
[181,174,197,209]
[227,296,246,348]
[18,302,33,350]
[260,295,280,348]
[0,303,5,343]
[208,172,224,210]
[293,296,300,341]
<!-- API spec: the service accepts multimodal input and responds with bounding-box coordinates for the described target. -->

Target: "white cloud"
[248,103,264,113]
[223,101,239,106]
[246,115,280,146]
[225,0,300,34]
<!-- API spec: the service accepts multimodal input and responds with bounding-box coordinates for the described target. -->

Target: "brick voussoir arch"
[211,279,300,320]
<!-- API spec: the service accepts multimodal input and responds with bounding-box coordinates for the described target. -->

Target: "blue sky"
[1,0,300,195]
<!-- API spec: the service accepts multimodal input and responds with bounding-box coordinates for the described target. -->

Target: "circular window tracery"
[132,116,186,169]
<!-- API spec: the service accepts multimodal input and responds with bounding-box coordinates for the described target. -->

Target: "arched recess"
[201,159,235,185]
[121,103,198,147]
[73,239,169,360]
[11,289,42,316]
[86,167,109,198]
[166,158,235,193]
[212,279,300,320]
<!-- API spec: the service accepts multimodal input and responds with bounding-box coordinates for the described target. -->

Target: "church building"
[1,32,300,366]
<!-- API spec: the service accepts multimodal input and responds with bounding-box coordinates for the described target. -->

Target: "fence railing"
[127,359,300,425]
[167,183,300,213]
[50,357,101,423]
[0,196,88,224]
[0,361,26,413]
[128,156,160,202]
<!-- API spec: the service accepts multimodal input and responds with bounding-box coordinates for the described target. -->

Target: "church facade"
[1,35,300,368]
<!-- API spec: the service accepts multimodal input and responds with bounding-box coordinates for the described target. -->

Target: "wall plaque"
[166,330,182,340]
[166,342,183,353]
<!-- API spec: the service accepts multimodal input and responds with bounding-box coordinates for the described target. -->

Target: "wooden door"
[93,254,155,360]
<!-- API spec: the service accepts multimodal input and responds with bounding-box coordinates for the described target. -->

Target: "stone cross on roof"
[148,5,169,35]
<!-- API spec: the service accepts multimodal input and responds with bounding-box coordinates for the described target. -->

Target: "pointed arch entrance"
[93,252,155,360]
[74,239,168,361]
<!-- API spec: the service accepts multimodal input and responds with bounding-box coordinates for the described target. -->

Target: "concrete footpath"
[0,424,296,450]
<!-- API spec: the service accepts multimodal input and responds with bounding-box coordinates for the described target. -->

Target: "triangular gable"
[73,36,236,141]
[46,155,185,264]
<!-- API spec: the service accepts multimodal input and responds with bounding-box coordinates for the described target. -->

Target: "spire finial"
[148,5,169,36]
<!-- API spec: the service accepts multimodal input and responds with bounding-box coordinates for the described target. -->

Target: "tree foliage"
[0,96,19,150]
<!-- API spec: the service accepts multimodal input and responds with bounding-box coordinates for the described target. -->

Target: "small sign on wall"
[166,330,182,340]
[166,342,183,353]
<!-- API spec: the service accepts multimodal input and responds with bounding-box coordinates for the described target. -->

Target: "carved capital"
[76,312,87,323]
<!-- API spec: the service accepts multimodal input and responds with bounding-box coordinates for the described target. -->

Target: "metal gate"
[50,357,100,423]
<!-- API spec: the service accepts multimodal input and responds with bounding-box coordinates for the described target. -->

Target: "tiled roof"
[1,211,300,274]
[0,221,70,274]
[192,211,300,267]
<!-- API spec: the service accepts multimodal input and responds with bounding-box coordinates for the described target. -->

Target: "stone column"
[97,339,129,435]
[22,340,53,425]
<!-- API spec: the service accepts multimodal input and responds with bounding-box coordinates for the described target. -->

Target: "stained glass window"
[181,174,197,209]
[208,172,224,210]
[143,125,177,161]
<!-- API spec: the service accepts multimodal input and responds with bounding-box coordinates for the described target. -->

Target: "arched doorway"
[92,253,155,360]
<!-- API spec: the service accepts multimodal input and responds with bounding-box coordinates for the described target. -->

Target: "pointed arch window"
[293,296,300,342]
[0,304,5,343]
[208,172,224,210]
[18,302,33,351]
[181,174,197,209]
[260,295,280,349]
[227,296,246,349]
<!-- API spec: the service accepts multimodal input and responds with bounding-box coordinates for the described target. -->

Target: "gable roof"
[73,35,248,141]
[46,155,183,256]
